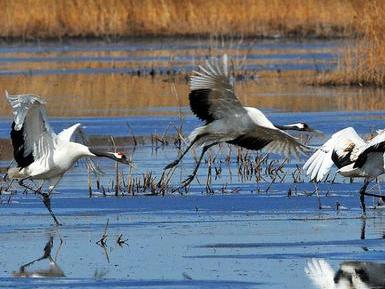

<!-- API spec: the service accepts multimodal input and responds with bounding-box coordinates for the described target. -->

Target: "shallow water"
[0,38,385,117]
[1,110,385,289]
[0,39,385,288]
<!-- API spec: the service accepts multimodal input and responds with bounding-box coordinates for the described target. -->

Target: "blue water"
[0,38,339,76]
[0,109,384,289]
[0,109,383,139]
[0,38,384,289]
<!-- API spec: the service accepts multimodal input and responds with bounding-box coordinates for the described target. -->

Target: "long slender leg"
[314,183,321,209]
[177,144,216,190]
[18,178,39,193]
[42,178,62,226]
[359,179,370,218]
[360,218,366,240]
[19,178,61,226]
[164,140,196,170]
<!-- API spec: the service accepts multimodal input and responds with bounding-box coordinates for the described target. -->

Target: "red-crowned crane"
[6,92,131,225]
[303,127,385,216]
[164,55,317,189]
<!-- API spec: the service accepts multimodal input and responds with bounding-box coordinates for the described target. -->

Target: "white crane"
[305,258,385,289]
[5,92,131,225]
[303,127,385,216]
[164,55,317,188]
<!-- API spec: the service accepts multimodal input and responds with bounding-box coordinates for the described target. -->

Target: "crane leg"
[42,177,62,226]
[164,141,196,170]
[42,194,61,226]
[314,183,321,209]
[18,178,40,194]
[359,179,370,218]
[176,144,216,191]
[18,178,61,226]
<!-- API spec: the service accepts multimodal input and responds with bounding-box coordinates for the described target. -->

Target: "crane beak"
[118,157,136,168]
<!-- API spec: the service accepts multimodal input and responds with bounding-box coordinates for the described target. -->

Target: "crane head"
[278,122,323,136]
[112,152,132,165]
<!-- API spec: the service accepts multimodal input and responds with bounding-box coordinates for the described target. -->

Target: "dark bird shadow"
[13,236,65,278]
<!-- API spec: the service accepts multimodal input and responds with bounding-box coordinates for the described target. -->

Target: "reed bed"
[1,0,358,39]
[313,1,385,87]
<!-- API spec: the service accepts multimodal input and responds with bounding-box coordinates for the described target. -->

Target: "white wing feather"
[305,259,337,289]
[304,127,365,181]
[57,123,103,176]
[6,92,57,162]
[358,129,385,155]
[57,123,82,142]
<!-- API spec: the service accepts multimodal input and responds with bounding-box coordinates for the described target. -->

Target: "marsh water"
[0,38,385,289]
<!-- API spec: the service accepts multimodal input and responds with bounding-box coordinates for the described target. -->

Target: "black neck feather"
[274,124,302,131]
[89,148,115,159]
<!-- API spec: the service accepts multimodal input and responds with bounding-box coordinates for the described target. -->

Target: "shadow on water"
[9,236,261,289]
[13,236,65,278]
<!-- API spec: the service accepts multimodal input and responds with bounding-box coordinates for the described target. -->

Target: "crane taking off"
[164,55,317,189]
[5,92,131,225]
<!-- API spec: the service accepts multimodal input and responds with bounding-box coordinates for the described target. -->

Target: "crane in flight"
[164,55,317,189]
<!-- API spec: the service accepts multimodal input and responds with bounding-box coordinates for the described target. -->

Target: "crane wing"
[303,127,365,182]
[305,259,337,289]
[7,91,57,168]
[354,129,385,168]
[57,123,82,142]
[57,123,103,175]
[243,126,310,157]
[189,54,247,123]
[228,107,311,157]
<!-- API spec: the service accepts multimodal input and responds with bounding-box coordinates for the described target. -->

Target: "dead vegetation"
[312,1,385,87]
[2,0,385,88]
[1,0,358,39]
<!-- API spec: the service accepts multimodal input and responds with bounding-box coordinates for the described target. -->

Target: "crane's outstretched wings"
[240,107,311,157]
[189,54,246,124]
[190,56,310,158]
[229,125,311,157]
[303,127,365,181]
[305,259,337,289]
[6,91,57,168]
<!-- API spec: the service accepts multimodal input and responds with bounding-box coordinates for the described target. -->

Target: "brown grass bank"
[313,1,385,87]
[1,0,359,39]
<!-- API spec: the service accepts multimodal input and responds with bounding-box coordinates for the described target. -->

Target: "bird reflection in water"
[13,236,65,278]
[306,259,385,289]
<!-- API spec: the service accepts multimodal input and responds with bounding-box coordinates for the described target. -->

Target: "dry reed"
[313,1,385,87]
[1,0,357,39]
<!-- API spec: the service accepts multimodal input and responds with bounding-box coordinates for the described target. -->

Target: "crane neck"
[88,148,121,162]
[274,123,304,131]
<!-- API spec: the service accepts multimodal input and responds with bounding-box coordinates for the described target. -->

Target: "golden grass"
[1,0,358,39]
[312,1,385,87]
